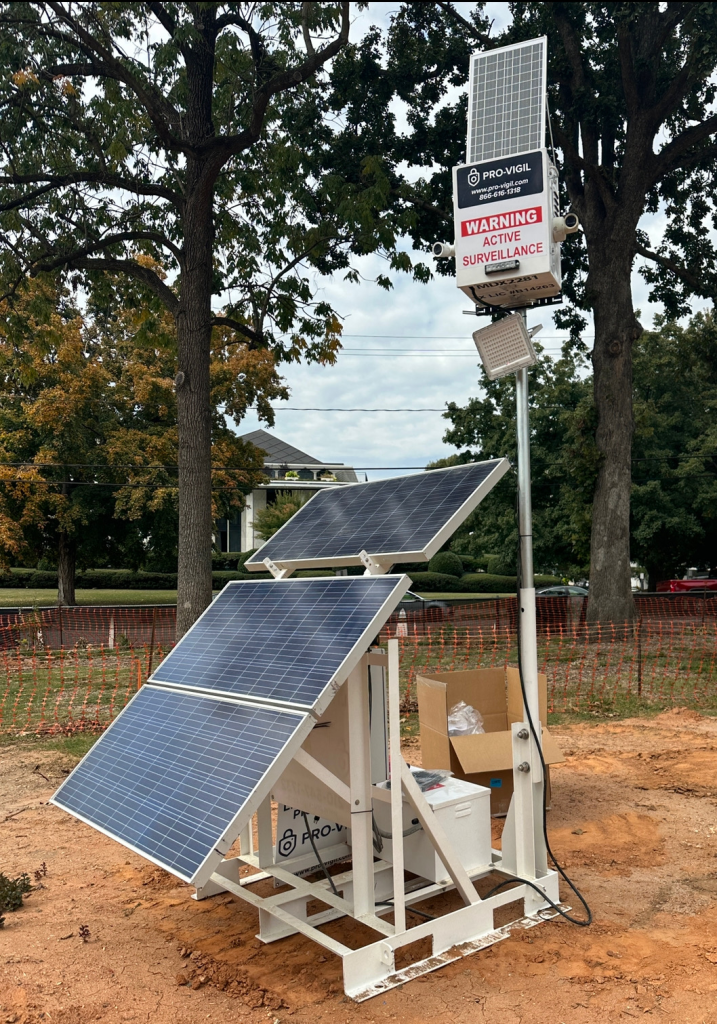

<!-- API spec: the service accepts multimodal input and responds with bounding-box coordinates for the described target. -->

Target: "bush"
[406,571,464,592]
[392,561,429,574]
[212,551,243,571]
[427,551,464,578]
[535,574,562,587]
[459,573,518,593]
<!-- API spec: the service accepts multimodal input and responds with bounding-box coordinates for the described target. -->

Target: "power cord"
[512,488,592,927]
[301,811,339,896]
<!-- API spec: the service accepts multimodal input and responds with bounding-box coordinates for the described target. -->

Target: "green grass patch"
[0,588,178,607]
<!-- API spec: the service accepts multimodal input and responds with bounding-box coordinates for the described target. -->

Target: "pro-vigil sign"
[452,148,561,308]
[274,804,349,876]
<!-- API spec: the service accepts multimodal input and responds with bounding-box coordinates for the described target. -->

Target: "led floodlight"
[472,312,538,380]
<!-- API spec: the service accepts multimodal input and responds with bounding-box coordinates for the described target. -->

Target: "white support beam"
[347,657,375,918]
[256,796,274,870]
[387,639,406,934]
[292,747,351,804]
[263,556,293,580]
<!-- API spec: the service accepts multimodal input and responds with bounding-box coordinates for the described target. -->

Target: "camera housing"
[552,212,580,242]
[432,241,455,258]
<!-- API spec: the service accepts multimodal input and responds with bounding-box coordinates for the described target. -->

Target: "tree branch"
[652,113,717,182]
[42,255,179,314]
[211,316,259,347]
[28,229,183,268]
[205,2,350,167]
[301,2,316,57]
[40,2,183,150]
[434,2,491,44]
[0,171,182,208]
[147,2,177,39]
[635,241,716,299]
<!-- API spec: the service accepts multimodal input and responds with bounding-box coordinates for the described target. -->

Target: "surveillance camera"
[432,241,455,258]
[552,213,581,242]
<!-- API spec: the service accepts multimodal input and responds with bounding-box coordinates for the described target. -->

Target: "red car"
[656,579,717,592]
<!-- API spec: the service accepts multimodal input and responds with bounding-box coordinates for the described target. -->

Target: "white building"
[216,429,360,553]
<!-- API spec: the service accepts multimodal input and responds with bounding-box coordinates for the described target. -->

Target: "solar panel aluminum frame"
[149,575,411,718]
[244,459,510,576]
[50,684,315,889]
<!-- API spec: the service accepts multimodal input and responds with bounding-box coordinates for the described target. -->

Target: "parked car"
[536,585,588,596]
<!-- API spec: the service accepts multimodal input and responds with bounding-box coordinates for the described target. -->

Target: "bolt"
[517,729,529,740]
[517,762,531,773]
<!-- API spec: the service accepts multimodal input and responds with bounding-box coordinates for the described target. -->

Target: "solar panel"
[51,686,313,885]
[467,38,546,164]
[150,575,408,714]
[245,459,509,572]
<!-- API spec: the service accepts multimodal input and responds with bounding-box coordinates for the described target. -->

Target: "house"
[216,429,360,552]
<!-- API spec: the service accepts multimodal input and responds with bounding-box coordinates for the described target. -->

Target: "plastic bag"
[447,700,484,736]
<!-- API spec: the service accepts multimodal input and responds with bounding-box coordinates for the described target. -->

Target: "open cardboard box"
[416,667,564,816]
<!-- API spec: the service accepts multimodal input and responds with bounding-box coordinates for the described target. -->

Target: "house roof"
[240,428,323,466]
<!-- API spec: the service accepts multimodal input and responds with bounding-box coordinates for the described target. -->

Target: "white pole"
[347,658,375,918]
[387,639,406,933]
[515,360,541,733]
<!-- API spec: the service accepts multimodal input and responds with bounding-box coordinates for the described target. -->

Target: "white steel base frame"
[198,849,563,1000]
[191,641,562,1001]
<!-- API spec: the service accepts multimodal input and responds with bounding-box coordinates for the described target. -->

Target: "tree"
[631,313,717,588]
[0,280,272,603]
[0,2,424,634]
[336,2,717,621]
[433,343,594,579]
[252,489,309,541]
[439,314,717,592]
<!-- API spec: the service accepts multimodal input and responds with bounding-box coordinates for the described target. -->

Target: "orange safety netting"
[0,596,715,736]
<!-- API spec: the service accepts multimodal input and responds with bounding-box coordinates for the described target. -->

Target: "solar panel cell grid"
[246,461,503,567]
[151,576,406,709]
[52,687,309,882]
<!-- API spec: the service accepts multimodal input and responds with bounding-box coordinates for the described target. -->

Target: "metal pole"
[515,361,541,733]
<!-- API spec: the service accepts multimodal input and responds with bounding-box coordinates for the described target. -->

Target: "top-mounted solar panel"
[244,459,509,574]
[466,37,546,164]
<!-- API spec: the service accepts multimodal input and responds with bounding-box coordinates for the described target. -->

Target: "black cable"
[301,812,338,896]
[514,485,592,927]
[375,899,435,921]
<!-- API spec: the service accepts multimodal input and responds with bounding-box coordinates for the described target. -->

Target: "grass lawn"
[0,588,177,607]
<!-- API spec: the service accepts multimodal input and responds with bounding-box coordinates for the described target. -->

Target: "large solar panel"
[245,459,509,571]
[150,575,408,713]
[51,686,312,884]
[467,38,546,164]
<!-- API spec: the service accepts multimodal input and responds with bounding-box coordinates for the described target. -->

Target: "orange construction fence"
[0,599,715,736]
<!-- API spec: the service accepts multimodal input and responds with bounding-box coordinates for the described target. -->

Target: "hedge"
[406,571,464,593]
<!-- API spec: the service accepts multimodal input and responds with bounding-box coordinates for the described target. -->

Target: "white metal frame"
[243,459,510,576]
[195,645,564,1000]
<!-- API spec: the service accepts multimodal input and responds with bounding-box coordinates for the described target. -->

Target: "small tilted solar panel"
[51,686,313,884]
[245,460,509,573]
[150,575,409,714]
[467,37,546,164]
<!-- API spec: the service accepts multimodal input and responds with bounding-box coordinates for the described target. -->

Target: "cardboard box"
[416,667,564,816]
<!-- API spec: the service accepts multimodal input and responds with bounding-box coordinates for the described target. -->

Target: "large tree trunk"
[57,529,76,607]
[175,180,214,639]
[586,246,641,624]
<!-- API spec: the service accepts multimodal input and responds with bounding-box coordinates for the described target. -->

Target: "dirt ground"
[3,708,717,1024]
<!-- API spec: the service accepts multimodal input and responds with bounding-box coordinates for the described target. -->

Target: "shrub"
[0,872,32,927]
[406,571,463,592]
[427,551,464,578]
[459,573,518,593]
[535,574,562,587]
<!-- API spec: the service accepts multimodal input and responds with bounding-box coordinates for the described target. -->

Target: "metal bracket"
[263,557,293,579]
[359,550,389,576]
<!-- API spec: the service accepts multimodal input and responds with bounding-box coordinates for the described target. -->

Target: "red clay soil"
[3,707,717,1024]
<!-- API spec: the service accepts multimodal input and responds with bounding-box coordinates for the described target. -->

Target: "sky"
[235,2,710,480]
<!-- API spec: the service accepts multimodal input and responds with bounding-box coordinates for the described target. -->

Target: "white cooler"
[372,773,492,883]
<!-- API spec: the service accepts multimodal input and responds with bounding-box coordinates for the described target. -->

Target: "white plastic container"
[372,773,492,883]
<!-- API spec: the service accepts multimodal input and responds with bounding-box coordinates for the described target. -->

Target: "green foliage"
[427,550,464,577]
[406,571,463,593]
[0,871,31,926]
[433,345,594,579]
[631,314,717,587]
[460,573,518,593]
[253,492,310,541]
